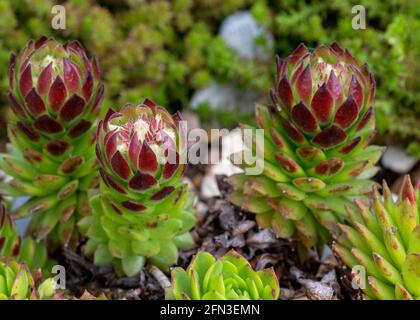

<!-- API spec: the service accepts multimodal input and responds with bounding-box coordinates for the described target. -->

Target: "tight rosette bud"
[0,37,104,245]
[0,258,55,300]
[79,99,195,276]
[165,250,280,300]
[0,203,48,272]
[229,43,383,247]
[334,176,420,300]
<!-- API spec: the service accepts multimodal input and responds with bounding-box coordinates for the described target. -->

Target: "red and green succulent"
[0,203,49,272]
[229,43,382,247]
[0,258,55,300]
[79,99,195,276]
[0,37,104,246]
[334,176,420,300]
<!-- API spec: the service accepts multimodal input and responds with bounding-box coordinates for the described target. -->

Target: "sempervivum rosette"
[229,43,383,247]
[0,258,55,300]
[165,250,280,300]
[0,203,48,272]
[79,99,195,276]
[334,176,420,300]
[0,37,104,246]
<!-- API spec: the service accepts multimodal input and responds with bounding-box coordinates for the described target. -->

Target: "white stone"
[189,82,256,115]
[381,145,417,173]
[220,11,273,60]
[201,129,244,198]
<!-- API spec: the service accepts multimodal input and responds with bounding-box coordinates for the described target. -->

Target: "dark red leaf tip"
[138,141,158,173]
[121,200,146,212]
[151,186,175,201]
[315,158,344,176]
[34,36,49,49]
[45,140,70,156]
[90,83,104,115]
[348,75,364,109]
[110,203,122,215]
[289,43,308,65]
[63,58,80,93]
[400,175,415,205]
[311,83,333,123]
[291,102,317,133]
[92,55,101,80]
[356,107,374,131]
[68,120,92,138]
[110,151,131,180]
[37,62,53,95]
[334,95,358,129]
[59,94,85,122]
[312,125,347,148]
[25,88,46,116]
[326,70,343,102]
[296,64,312,103]
[8,92,26,118]
[60,156,83,174]
[275,56,288,80]
[19,64,33,97]
[275,152,299,173]
[129,171,157,191]
[49,76,67,111]
[281,119,305,143]
[163,152,179,179]
[33,115,63,134]
[82,71,93,102]
[277,76,294,111]
[99,169,127,194]
[17,121,40,141]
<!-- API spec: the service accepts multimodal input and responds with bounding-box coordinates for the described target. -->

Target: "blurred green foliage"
[0,0,418,156]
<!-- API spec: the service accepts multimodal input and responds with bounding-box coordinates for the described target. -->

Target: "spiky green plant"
[0,36,104,246]
[334,176,420,300]
[228,43,383,247]
[0,258,55,300]
[0,203,48,271]
[165,250,280,300]
[79,99,195,276]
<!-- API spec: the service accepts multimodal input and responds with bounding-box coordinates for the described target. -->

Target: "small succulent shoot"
[334,175,420,300]
[0,258,55,300]
[0,36,104,246]
[0,203,48,272]
[79,99,196,276]
[228,43,382,247]
[165,250,280,300]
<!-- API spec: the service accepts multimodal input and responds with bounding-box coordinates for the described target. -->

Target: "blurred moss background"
[0,0,418,156]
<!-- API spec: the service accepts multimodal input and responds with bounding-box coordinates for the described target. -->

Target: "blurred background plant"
[0,0,418,157]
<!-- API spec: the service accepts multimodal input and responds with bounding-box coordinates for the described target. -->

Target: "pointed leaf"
[25,88,46,116]
[48,76,67,111]
[59,94,85,122]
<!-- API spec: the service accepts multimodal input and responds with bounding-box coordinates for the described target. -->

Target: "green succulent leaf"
[166,251,279,300]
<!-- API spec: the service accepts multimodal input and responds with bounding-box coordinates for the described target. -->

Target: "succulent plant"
[0,36,104,246]
[0,258,55,300]
[78,99,195,276]
[334,176,420,300]
[228,43,383,247]
[165,250,280,300]
[0,203,48,271]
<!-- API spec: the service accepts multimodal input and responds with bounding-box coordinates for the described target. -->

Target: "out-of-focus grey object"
[220,11,273,60]
[381,145,417,173]
[12,197,31,236]
[201,129,244,198]
[190,82,257,114]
